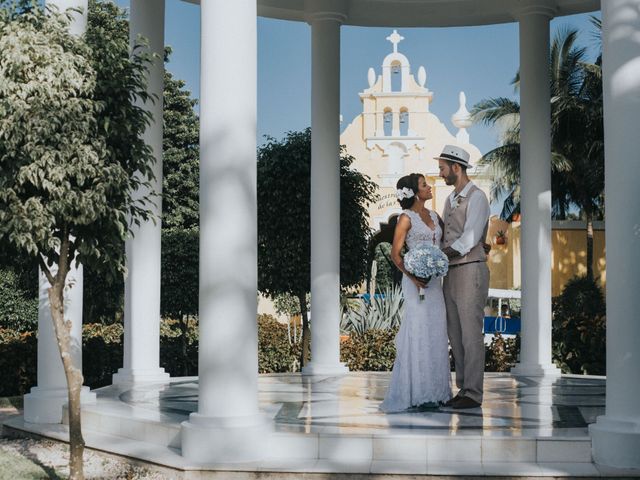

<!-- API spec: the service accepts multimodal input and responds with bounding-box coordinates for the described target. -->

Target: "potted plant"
[495,230,507,245]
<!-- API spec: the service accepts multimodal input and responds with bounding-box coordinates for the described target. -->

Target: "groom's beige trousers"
[443,261,489,403]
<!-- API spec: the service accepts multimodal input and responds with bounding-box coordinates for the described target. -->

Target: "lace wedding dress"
[380,209,452,412]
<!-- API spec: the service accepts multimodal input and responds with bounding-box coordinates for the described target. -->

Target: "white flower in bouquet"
[403,243,449,300]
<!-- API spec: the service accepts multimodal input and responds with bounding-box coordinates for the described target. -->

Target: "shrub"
[340,329,397,371]
[82,323,124,388]
[0,268,38,332]
[552,275,606,375]
[159,317,199,377]
[258,314,300,373]
[342,284,404,334]
[0,329,37,396]
[485,333,519,372]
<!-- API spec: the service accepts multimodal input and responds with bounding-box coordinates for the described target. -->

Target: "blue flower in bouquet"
[403,243,449,300]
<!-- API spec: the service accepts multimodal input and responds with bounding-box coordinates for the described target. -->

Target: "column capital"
[304,0,347,24]
[510,0,557,20]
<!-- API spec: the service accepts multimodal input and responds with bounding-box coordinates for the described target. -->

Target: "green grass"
[0,448,64,480]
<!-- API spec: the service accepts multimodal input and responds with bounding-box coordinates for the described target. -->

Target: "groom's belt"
[449,260,486,268]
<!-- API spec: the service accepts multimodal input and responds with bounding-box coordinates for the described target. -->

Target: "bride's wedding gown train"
[380,209,452,413]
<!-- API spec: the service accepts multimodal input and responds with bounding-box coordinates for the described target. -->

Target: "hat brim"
[433,156,473,168]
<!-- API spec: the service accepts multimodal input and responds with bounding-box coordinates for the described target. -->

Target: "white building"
[340,29,492,230]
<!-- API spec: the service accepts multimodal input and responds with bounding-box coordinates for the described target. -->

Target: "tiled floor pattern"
[6,372,639,476]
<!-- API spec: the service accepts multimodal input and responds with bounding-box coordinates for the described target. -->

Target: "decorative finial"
[386,29,404,53]
[418,66,427,87]
[452,91,472,129]
[368,67,376,88]
[452,91,472,143]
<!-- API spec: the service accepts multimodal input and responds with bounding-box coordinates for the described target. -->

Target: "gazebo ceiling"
[183,0,600,27]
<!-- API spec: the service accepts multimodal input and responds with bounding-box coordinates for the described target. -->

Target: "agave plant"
[342,284,404,335]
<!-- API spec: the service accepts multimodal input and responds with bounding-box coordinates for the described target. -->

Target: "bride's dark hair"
[396,173,423,209]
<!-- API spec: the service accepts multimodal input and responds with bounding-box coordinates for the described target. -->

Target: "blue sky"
[117,0,601,155]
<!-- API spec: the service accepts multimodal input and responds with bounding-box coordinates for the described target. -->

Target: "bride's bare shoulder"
[397,212,412,229]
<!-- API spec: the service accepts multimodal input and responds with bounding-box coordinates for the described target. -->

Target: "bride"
[380,173,452,412]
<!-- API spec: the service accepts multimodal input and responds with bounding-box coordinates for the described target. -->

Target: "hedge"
[0,297,603,398]
[0,269,38,332]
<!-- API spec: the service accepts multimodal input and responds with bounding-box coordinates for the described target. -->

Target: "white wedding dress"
[380,209,452,412]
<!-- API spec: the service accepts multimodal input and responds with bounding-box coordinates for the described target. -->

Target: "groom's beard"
[444,172,458,185]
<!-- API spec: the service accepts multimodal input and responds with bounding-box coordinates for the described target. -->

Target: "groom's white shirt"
[447,181,491,256]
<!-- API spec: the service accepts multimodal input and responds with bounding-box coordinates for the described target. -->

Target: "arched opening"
[390,60,402,92]
[399,108,409,136]
[383,108,392,136]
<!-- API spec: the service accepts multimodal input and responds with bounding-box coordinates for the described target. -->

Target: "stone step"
[66,404,594,465]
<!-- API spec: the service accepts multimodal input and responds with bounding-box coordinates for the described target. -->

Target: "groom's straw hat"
[433,144,472,168]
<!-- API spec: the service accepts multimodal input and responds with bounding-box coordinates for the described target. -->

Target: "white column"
[511,2,561,377]
[301,7,349,376]
[112,0,169,385]
[24,0,96,424]
[590,0,640,468]
[24,267,96,423]
[180,0,269,463]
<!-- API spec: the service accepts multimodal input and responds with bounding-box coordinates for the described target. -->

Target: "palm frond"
[471,98,520,127]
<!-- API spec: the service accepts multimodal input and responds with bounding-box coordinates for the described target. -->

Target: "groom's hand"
[442,246,461,260]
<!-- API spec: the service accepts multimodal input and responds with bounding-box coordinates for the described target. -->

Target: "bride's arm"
[391,214,427,289]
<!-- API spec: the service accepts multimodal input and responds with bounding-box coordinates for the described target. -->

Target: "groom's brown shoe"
[452,396,481,409]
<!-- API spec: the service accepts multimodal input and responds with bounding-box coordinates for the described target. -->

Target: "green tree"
[82,6,203,325]
[472,25,603,279]
[162,47,199,230]
[160,227,198,375]
[0,2,155,478]
[158,49,200,373]
[257,129,378,367]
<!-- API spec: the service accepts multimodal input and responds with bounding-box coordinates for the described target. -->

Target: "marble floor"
[6,372,640,477]
[120,371,604,437]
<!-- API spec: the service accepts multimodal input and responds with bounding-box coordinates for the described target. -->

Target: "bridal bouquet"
[403,243,449,300]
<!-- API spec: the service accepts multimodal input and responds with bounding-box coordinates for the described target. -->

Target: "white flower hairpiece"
[396,187,415,201]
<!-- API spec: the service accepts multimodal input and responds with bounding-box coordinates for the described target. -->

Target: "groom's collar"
[453,181,475,198]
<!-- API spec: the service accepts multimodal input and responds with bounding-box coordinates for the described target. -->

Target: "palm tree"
[472,24,603,280]
[555,21,604,280]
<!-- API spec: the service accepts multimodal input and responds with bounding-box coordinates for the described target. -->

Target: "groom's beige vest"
[441,183,489,266]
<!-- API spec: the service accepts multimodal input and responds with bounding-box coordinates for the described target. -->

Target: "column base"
[510,362,562,377]
[24,386,96,424]
[112,367,170,385]
[590,415,640,469]
[301,361,349,376]
[181,412,272,463]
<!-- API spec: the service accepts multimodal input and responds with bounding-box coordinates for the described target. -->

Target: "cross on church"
[386,29,404,53]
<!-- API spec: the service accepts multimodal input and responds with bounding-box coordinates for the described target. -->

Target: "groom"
[435,145,490,409]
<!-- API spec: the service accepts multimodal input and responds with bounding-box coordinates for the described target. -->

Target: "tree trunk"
[298,292,310,368]
[48,280,85,480]
[41,234,85,480]
[180,313,189,376]
[586,212,594,282]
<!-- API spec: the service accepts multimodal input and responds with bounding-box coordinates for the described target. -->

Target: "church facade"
[339,30,492,230]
